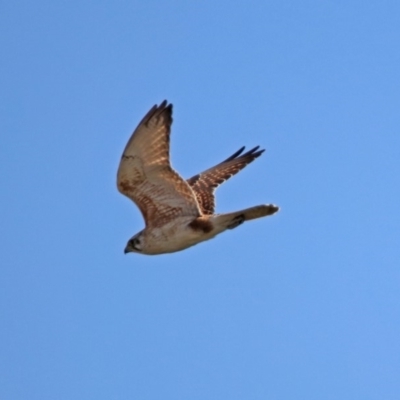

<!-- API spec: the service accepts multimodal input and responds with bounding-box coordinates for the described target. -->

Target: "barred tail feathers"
[213,204,279,230]
[240,204,279,220]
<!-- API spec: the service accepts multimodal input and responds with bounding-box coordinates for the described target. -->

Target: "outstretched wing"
[187,146,265,215]
[117,101,200,228]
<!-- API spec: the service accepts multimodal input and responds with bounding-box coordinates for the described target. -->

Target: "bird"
[117,100,279,255]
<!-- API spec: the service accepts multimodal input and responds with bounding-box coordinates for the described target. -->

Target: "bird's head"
[124,232,145,254]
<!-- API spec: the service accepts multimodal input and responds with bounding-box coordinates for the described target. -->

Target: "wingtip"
[159,99,172,109]
[220,146,246,163]
[247,145,265,156]
[150,100,173,121]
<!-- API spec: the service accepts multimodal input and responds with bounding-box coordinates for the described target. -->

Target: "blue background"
[1,1,399,399]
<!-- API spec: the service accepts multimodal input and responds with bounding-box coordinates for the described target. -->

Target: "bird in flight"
[117,100,279,255]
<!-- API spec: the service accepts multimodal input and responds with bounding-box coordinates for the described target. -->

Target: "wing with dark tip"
[187,146,265,215]
[117,101,200,228]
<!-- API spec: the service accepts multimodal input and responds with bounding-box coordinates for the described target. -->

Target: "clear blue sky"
[1,1,399,399]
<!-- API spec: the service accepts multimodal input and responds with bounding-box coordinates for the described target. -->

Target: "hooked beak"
[124,245,131,254]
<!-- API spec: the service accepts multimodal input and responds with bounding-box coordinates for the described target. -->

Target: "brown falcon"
[117,100,279,255]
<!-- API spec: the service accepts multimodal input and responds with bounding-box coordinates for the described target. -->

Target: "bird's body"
[132,216,213,255]
[117,100,279,255]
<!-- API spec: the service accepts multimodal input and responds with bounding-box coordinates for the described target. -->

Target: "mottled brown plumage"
[187,146,265,215]
[117,101,200,229]
[117,100,279,255]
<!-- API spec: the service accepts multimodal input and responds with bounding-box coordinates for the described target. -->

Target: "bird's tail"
[214,204,279,230]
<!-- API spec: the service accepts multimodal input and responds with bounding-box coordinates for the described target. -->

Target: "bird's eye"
[131,238,140,248]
